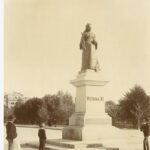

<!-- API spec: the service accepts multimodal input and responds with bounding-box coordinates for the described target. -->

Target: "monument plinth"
[23,24,119,150]
[62,70,111,141]
[62,24,111,141]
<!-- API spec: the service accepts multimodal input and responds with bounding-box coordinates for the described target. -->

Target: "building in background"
[4,92,28,108]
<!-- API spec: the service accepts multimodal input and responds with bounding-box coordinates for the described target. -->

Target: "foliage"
[4,105,14,123]
[118,85,150,128]
[105,100,120,119]
[37,103,49,123]
[13,91,75,125]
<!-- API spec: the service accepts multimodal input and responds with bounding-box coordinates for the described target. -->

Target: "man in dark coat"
[6,115,17,150]
[141,118,149,150]
[38,123,47,150]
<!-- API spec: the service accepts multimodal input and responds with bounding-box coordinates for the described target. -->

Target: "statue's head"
[85,23,91,31]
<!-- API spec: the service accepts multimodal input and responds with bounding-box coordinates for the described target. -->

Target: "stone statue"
[80,23,100,72]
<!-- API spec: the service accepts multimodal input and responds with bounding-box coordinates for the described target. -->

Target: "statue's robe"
[80,31,100,72]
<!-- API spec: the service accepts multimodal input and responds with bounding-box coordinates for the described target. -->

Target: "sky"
[4,0,150,103]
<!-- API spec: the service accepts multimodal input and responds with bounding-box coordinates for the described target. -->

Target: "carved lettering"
[87,96,104,101]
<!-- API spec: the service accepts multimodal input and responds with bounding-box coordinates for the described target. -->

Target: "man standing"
[141,118,149,150]
[38,123,47,150]
[6,115,17,150]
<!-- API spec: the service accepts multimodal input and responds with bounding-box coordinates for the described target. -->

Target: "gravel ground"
[3,126,150,150]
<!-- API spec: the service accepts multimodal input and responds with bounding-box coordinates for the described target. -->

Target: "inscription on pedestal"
[87,96,104,101]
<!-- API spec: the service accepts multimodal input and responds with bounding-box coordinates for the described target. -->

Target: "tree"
[4,105,14,123]
[119,85,150,129]
[105,101,116,114]
[14,97,44,124]
[44,91,75,125]
[37,103,49,124]
[42,91,75,125]
[105,101,120,119]
[13,91,75,125]
[42,94,54,124]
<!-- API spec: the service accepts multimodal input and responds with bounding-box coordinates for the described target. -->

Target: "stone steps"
[47,139,119,150]
[21,140,119,150]
[19,135,147,150]
[98,138,142,150]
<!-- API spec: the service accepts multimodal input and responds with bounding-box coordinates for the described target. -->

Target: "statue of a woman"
[79,23,100,72]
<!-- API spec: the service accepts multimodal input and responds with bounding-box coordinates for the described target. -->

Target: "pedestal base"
[63,125,114,141]
[62,113,112,141]
[69,112,111,126]
[63,70,112,141]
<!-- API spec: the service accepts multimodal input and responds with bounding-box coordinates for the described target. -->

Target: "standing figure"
[6,115,17,150]
[38,123,47,150]
[140,118,149,150]
[80,23,100,72]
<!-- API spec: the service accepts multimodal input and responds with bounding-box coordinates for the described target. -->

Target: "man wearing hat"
[6,115,17,150]
[38,123,47,150]
[140,117,149,150]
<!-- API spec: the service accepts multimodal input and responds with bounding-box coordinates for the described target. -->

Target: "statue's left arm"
[93,34,98,49]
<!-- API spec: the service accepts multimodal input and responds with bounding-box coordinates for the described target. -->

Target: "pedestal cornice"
[70,70,109,87]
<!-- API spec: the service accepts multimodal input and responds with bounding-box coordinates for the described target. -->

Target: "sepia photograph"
[3,0,150,150]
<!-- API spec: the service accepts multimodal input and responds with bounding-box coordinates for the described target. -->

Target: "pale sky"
[4,0,150,103]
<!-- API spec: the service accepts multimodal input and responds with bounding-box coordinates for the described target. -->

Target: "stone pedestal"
[62,70,111,141]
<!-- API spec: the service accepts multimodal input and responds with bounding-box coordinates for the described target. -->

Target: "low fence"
[112,119,138,129]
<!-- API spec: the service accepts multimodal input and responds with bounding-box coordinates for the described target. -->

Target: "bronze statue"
[80,23,100,72]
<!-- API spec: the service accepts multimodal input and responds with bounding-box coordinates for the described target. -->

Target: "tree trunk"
[137,118,141,129]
